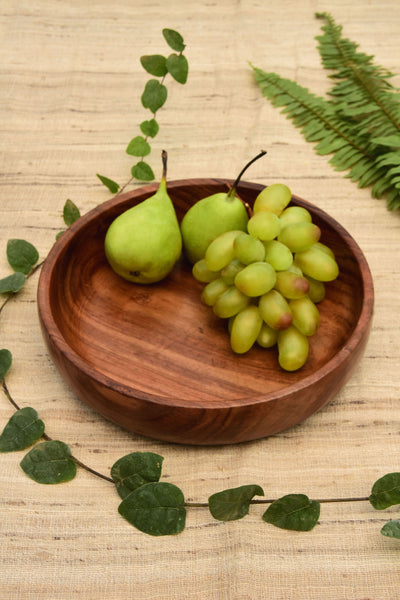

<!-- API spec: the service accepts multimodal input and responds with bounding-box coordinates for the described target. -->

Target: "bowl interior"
[39,179,372,413]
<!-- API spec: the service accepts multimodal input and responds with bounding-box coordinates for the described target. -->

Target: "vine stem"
[110,72,169,197]
[2,375,371,506]
[1,379,113,484]
[185,495,370,509]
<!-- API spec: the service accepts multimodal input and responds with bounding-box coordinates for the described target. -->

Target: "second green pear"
[181,151,266,264]
[104,151,182,284]
[180,190,249,264]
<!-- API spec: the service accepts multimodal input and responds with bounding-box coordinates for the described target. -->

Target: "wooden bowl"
[37,179,374,445]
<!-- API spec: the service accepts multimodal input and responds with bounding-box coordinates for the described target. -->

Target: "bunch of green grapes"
[191,183,340,372]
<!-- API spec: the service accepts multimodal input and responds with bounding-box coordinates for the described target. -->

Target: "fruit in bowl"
[37,170,373,444]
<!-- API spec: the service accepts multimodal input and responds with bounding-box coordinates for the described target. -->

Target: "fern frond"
[252,67,400,209]
[315,12,400,138]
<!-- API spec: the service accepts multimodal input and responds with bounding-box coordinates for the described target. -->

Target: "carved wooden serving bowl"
[37,179,374,445]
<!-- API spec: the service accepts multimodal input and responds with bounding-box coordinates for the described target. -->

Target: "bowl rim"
[37,178,374,410]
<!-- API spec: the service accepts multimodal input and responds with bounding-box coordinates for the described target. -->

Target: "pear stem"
[228,149,267,198]
[161,149,168,181]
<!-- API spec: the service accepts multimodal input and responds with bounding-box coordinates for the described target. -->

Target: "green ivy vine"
[96,28,189,193]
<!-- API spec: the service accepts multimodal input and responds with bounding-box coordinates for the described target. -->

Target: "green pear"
[104,151,182,284]
[181,151,266,264]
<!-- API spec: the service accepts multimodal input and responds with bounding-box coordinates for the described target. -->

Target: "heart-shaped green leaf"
[369,472,400,510]
[20,440,77,484]
[140,54,168,77]
[0,407,45,452]
[166,53,188,84]
[140,118,159,138]
[0,272,26,294]
[162,29,185,53]
[381,519,400,539]
[0,349,12,380]
[263,493,320,531]
[131,161,155,181]
[126,135,151,157]
[208,484,264,521]
[111,451,164,499]
[63,199,81,226]
[118,481,186,536]
[141,79,167,113]
[7,239,39,274]
[96,174,120,194]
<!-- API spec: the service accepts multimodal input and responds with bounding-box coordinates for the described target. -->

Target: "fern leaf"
[253,68,385,177]
[315,12,400,138]
[251,13,400,211]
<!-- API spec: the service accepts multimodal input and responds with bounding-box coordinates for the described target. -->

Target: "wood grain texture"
[1,1,400,598]
[37,180,374,444]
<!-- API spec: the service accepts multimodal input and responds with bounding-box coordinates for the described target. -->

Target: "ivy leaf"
[111,451,164,499]
[0,407,45,452]
[262,494,320,531]
[118,481,186,536]
[140,118,159,138]
[208,485,264,521]
[140,54,168,77]
[63,199,81,227]
[6,239,39,275]
[369,472,400,510]
[141,79,168,113]
[96,174,120,194]
[162,28,185,53]
[126,135,151,157]
[0,348,12,380]
[20,440,77,484]
[0,272,26,294]
[381,519,400,539]
[131,161,155,181]
[166,53,188,84]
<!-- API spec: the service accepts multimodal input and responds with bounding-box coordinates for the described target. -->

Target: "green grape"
[277,326,309,371]
[263,240,293,271]
[304,275,326,303]
[234,261,276,297]
[314,241,336,258]
[253,183,292,215]
[287,263,303,275]
[274,270,310,300]
[220,259,245,285]
[192,259,219,283]
[234,232,265,264]
[205,230,243,272]
[295,246,339,282]
[201,278,229,306]
[278,222,321,253]
[256,321,278,348]
[213,286,250,319]
[289,296,320,336]
[230,305,263,354]
[279,205,312,228]
[258,289,292,330]
[247,211,281,241]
